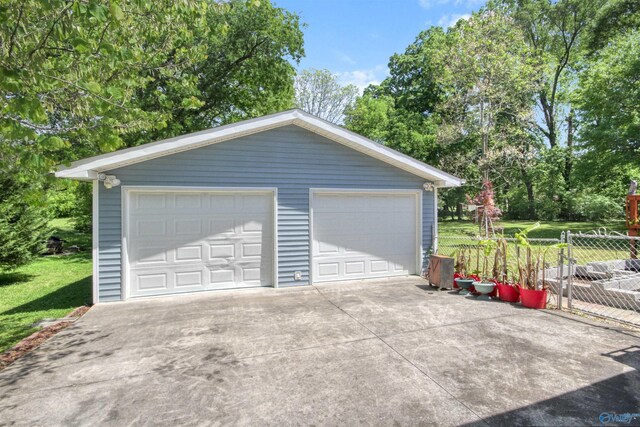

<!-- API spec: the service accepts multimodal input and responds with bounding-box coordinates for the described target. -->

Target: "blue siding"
[97,125,434,301]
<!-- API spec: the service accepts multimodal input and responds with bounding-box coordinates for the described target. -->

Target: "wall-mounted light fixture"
[97,173,121,189]
[423,182,435,192]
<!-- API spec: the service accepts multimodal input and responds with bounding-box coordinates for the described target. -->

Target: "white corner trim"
[272,188,279,289]
[417,190,424,276]
[433,187,438,254]
[92,180,100,304]
[55,110,463,187]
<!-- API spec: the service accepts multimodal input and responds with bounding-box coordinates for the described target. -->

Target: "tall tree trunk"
[525,179,536,220]
[539,92,557,148]
[564,110,574,189]
[559,110,575,219]
[521,166,536,219]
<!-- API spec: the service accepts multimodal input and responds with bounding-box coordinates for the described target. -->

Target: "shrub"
[573,193,623,221]
[0,177,51,270]
[47,188,78,218]
[73,182,93,234]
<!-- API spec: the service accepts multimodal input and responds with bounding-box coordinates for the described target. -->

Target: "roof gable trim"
[55,110,463,187]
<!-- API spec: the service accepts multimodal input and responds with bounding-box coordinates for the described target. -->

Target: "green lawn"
[438,219,626,239]
[437,219,629,279]
[0,218,92,353]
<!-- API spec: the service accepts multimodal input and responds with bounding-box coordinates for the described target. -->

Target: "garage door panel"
[175,270,204,288]
[210,269,235,286]
[344,261,365,275]
[174,194,202,209]
[241,220,264,233]
[312,192,418,283]
[174,219,202,236]
[136,220,166,237]
[210,218,235,236]
[133,246,167,265]
[175,245,203,262]
[137,273,168,291]
[370,260,389,273]
[317,262,339,279]
[209,243,235,259]
[135,193,167,210]
[128,191,273,298]
[209,195,235,211]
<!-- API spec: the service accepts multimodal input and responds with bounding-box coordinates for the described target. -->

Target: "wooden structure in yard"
[626,195,639,258]
[428,255,455,290]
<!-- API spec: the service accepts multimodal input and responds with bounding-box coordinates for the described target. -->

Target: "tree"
[436,11,541,216]
[0,0,209,175]
[384,27,448,116]
[495,0,606,217]
[0,170,50,270]
[588,0,640,52]
[294,69,358,124]
[0,0,305,262]
[130,0,304,142]
[575,29,640,185]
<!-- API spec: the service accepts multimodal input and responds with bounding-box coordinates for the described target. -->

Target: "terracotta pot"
[496,282,519,303]
[519,287,547,309]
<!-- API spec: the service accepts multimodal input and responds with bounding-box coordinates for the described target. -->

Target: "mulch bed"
[0,305,91,371]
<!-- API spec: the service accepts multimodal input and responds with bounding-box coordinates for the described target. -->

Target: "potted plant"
[454,247,475,295]
[514,223,549,309]
[473,239,497,299]
[493,236,519,302]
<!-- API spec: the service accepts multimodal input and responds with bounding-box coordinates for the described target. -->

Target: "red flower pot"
[453,273,461,288]
[496,282,519,303]
[519,287,547,309]
[487,279,500,298]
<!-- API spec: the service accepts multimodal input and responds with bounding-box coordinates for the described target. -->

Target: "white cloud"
[335,65,388,94]
[418,0,432,8]
[335,51,357,65]
[437,13,470,28]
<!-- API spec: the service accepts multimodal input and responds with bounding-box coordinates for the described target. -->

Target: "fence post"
[557,231,565,309]
[432,223,437,255]
[567,231,573,310]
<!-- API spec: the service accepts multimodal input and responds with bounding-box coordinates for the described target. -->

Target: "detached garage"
[56,109,462,303]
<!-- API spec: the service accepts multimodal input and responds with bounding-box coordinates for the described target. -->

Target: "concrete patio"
[0,277,638,426]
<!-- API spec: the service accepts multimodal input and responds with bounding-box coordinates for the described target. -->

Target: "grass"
[439,219,627,239]
[438,219,632,280]
[0,218,92,353]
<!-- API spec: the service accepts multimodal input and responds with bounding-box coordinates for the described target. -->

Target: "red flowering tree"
[466,180,502,225]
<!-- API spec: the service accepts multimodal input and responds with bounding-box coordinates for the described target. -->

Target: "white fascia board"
[55,109,464,187]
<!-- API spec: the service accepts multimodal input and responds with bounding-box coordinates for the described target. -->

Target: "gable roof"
[55,109,463,188]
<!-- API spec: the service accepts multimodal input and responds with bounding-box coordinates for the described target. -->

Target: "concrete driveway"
[1,277,639,426]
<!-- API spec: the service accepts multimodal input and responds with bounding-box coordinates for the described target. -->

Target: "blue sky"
[275,0,486,91]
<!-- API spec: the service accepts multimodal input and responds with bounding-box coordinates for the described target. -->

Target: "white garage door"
[125,189,274,298]
[311,191,419,283]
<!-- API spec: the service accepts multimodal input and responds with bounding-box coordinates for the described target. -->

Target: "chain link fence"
[565,231,640,327]
[436,230,640,328]
[436,234,564,307]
